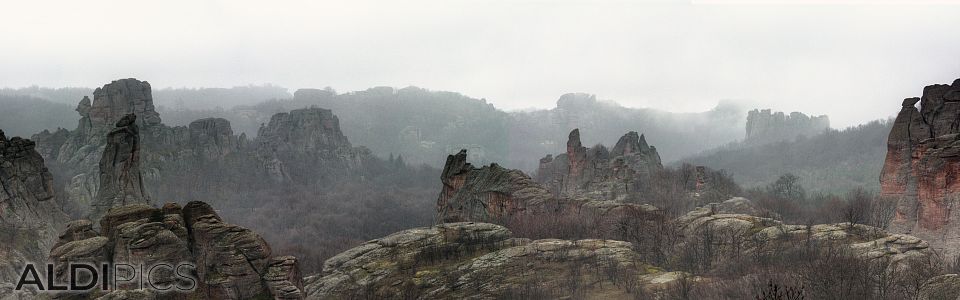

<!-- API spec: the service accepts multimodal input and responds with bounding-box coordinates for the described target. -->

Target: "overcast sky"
[1,0,959,128]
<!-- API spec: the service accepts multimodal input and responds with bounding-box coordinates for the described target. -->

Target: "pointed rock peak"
[567,129,582,148]
[638,133,649,149]
[0,129,6,143]
[612,131,646,156]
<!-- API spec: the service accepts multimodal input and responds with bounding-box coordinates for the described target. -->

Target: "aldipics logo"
[15,263,197,293]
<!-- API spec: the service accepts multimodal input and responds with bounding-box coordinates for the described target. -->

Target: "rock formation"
[303,222,683,299]
[880,78,960,256]
[0,131,69,298]
[31,79,375,219]
[89,114,151,221]
[744,109,829,145]
[677,198,932,271]
[187,118,242,160]
[47,201,305,300]
[437,149,658,225]
[256,107,370,183]
[33,79,166,216]
[436,150,556,222]
[536,129,662,200]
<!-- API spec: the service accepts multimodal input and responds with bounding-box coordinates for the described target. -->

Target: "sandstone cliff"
[536,129,662,201]
[880,78,960,256]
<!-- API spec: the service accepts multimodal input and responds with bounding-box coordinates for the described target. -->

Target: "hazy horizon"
[3,0,959,128]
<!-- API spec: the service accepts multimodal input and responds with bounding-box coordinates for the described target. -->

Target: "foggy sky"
[2,0,959,128]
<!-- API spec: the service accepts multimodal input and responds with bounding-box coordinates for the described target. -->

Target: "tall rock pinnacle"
[90,114,150,221]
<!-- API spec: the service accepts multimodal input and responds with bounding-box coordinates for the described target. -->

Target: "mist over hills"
[0,84,752,169]
[1,83,892,195]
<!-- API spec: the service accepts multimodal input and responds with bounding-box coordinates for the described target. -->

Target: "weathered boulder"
[303,222,675,299]
[536,129,662,201]
[880,78,960,256]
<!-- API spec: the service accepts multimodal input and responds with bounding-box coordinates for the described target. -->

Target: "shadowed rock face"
[536,129,662,201]
[48,202,305,300]
[880,78,960,256]
[0,131,69,298]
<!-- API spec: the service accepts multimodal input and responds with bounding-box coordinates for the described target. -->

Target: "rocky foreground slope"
[45,201,304,300]
[303,196,942,299]
[881,77,960,256]
[302,222,682,299]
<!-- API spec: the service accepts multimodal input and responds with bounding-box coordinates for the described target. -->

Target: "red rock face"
[881,78,960,254]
